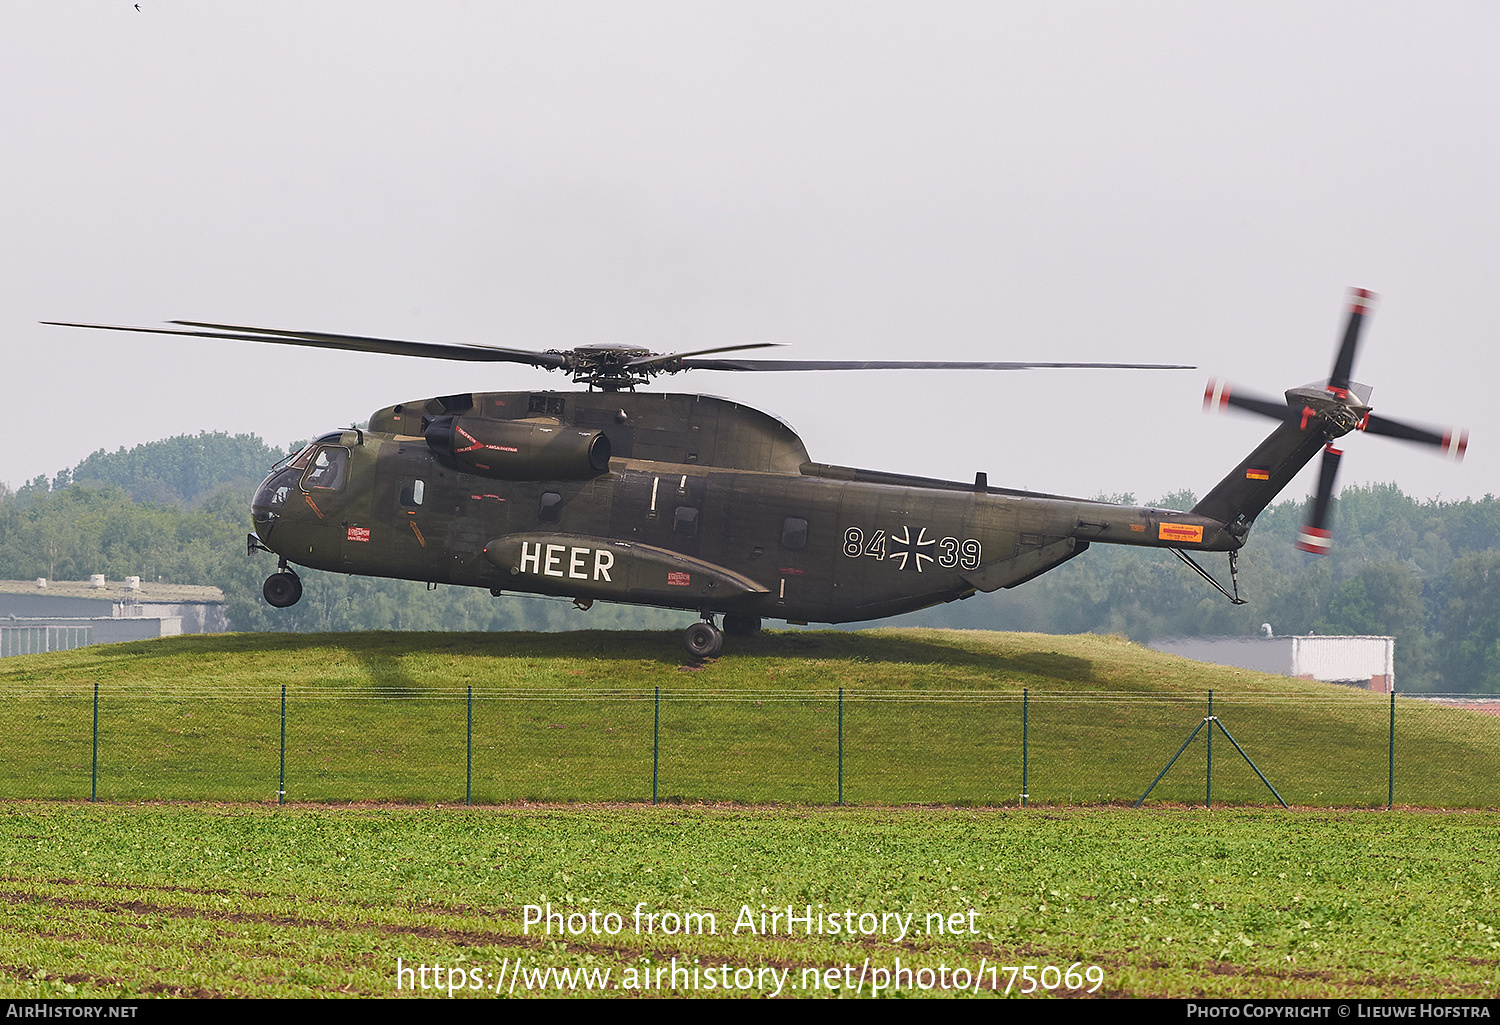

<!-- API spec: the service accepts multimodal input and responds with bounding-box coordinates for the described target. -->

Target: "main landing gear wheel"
[683,620,723,659]
[263,572,303,608]
[723,614,761,636]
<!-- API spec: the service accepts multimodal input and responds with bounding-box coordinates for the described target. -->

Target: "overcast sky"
[5,3,1496,512]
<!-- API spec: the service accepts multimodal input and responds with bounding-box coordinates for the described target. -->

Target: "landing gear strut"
[683,617,723,659]
[263,571,303,608]
[1170,548,1248,605]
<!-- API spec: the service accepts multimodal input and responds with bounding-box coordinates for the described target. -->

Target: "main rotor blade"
[1328,288,1377,393]
[1362,413,1468,459]
[1203,379,1297,421]
[676,358,1194,372]
[1295,443,1343,554]
[624,342,785,369]
[43,321,570,369]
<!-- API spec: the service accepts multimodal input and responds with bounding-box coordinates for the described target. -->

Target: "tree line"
[3,433,1500,691]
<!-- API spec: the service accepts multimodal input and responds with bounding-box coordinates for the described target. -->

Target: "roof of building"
[0,579,225,604]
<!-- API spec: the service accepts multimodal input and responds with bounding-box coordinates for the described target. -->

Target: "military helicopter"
[47,289,1463,657]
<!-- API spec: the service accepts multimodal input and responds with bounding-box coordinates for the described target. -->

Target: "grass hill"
[4,629,1497,808]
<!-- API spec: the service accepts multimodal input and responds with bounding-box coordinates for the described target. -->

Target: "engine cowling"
[424,416,611,480]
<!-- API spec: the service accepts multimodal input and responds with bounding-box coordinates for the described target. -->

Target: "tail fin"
[1192,418,1326,528]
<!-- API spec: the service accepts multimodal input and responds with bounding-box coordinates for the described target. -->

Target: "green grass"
[3,628,1498,807]
[3,631,1498,999]
[0,803,1495,999]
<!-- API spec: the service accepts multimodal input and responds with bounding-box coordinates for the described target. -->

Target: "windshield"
[301,446,349,492]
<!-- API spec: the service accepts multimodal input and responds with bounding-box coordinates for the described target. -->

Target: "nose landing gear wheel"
[683,620,723,659]
[263,572,303,608]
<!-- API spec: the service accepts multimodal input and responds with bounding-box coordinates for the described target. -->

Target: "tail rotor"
[1204,288,1465,554]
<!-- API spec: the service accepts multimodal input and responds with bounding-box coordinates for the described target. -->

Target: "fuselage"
[251,390,1235,624]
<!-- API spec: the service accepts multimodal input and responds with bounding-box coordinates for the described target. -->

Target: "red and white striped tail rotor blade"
[1328,287,1378,392]
[1294,444,1343,555]
[1203,377,1231,412]
[1441,429,1469,462]
[1295,526,1333,555]
[1203,379,1295,421]
[1361,413,1468,461]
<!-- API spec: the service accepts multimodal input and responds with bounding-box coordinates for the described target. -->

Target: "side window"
[781,516,809,551]
[399,479,425,507]
[674,506,699,537]
[539,491,563,523]
[302,447,349,492]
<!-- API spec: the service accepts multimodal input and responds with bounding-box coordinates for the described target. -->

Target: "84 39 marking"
[843,526,980,572]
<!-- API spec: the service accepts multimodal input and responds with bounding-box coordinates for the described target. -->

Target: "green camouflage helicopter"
[48,289,1464,657]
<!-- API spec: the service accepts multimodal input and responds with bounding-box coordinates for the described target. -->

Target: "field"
[2,629,1498,999]
[1,803,1496,999]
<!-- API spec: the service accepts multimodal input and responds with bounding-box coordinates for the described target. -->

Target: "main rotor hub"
[555,345,661,390]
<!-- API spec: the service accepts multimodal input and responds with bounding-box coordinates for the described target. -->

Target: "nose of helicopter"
[251,463,301,535]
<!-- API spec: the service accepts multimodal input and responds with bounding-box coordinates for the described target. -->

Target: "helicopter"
[46,288,1464,658]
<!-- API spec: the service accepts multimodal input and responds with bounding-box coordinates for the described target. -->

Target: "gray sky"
[5,2,1496,509]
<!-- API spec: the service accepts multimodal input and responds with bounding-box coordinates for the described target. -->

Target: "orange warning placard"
[1158,523,1204,544]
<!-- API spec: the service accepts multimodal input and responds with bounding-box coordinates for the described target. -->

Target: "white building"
[1147,633,1395,692]
[0,578,226,656]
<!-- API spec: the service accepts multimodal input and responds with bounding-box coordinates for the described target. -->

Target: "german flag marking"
[1159,523,1204,544]
[1245,467,1270,481]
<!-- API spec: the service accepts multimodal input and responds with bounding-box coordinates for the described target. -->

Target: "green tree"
[1438,552,1500,694]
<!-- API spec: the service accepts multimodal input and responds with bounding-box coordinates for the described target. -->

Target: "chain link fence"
[5,684,1498,807]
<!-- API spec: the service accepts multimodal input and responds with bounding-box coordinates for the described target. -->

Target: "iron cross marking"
[889,525,935,571]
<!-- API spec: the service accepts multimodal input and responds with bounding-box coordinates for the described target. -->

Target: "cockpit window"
[302,446,349,492]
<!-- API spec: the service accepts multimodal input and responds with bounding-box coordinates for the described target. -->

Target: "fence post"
[1388,688,1395,810]
[279,683,286,806]
[1021,688,1029,808]
[467,685,473,807]
[652,686,659,806]
[91,680,98,803]
[1206,690,1213,809]
[837,687,844,807]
